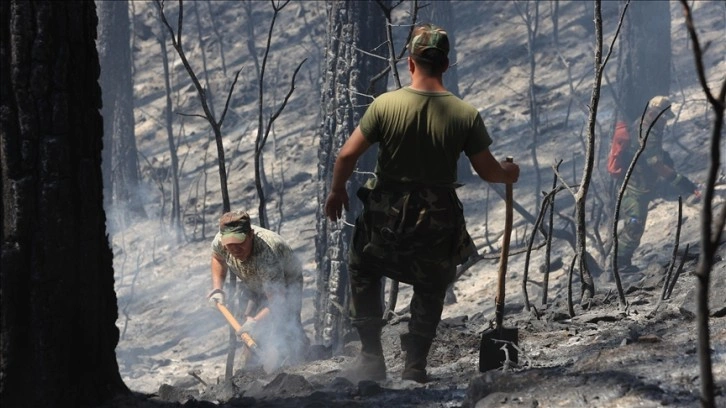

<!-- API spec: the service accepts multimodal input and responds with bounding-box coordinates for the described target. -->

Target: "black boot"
[343,325,386,382]
[400,333,433,383]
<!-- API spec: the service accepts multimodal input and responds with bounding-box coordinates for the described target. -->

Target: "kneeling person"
[207,211,309,371]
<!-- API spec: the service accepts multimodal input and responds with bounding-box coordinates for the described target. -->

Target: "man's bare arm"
[325,127,372,221]
[330,127,371,192]
[211,255,227,292]
[469,149,520,184]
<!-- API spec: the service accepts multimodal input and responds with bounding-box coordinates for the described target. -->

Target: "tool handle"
[216,302,259,351]
[239,333,258,351]
[495,156,514,329]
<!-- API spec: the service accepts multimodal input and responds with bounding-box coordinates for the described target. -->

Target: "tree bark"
[1,1,129,406]
[97,0,147,226]
[315,0,387,350]
[156,27,183,239]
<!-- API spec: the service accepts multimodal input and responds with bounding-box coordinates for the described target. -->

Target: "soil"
[107,255,726,407]
[106,1,725,407]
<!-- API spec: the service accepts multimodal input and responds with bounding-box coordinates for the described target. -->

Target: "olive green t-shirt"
[359,87,492,184]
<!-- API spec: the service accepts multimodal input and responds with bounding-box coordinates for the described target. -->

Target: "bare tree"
[558,0,626,305]
[246,0,306,229]
[155,26,183,240]
[1,1,129,405]
[97,0,147,225]
[678,2,725,406]
[192,1,217,118]
[205,0,228,77]
[550,0,560,48]
[155,0,243,379]
[154,0,241,216]
[514,0,543,211]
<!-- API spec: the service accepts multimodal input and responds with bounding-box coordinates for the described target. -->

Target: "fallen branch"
[188,370,208,387]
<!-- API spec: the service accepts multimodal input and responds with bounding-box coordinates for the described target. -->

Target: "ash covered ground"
[108,251,725,408]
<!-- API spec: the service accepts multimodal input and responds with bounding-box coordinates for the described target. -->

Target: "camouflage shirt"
[626,120,679,195]
[211,226,303,295]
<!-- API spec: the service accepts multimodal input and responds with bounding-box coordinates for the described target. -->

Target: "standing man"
[324,23,519,383]
[207,211,309,371]
[617,95,700,271]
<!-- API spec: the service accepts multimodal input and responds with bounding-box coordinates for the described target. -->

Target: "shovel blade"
[479,327,519,372]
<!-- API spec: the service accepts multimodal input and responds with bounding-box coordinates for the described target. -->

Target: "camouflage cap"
[408,23,449,58]
[219,211,251,245]
[648,95,675,119]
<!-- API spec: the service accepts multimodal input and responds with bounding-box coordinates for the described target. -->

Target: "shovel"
[215,301,260,355]
[479,156,519,372]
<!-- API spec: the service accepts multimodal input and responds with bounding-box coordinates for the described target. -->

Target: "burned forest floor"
[106,251,726,408]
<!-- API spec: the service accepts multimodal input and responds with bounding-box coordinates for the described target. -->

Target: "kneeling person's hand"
[238,316,258,335]
[207,289,225,307]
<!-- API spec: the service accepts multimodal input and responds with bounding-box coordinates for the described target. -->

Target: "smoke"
[241,255,309,373]
[104,180,158,238]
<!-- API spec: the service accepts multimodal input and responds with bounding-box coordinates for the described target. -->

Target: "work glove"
[237,316,258,336]
[207,289,225,308]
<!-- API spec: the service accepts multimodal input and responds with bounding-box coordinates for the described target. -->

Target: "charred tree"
[155,0,243,379]
[155,25,183,240]
[616,0,671,123]
[155,0,240,217]
[97,0,147,226]
[315,0,388,351]
[1,1,129,406]
[248,1,305,230]
[567,0,627,305]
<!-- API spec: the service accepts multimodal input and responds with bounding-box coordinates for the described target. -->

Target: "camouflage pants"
[348,183,475,340]
[618,188,653,260]
[349,263,448,340]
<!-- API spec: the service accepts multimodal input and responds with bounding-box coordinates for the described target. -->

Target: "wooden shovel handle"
[495,156,514,328]
[216,302,259,351]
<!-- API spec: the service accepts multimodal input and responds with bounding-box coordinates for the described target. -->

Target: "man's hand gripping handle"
[214,301,260,352]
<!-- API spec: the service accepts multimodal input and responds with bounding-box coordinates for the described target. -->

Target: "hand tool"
[480,156,519,372]
[215,301,260,354]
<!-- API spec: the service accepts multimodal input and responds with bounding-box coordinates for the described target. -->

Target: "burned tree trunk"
[1,1,129,406]
[97,0,147,226]
[616,0,671,123]
[315,0,388,351]
[155,26,183,238]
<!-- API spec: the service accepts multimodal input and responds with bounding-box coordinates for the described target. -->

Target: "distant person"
[324,23,519,383]
[207,210,309,371]
[617,95,700,271]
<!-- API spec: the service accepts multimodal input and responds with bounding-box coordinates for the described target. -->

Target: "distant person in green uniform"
[324,23,519,383]
[207,211,309,371]
[617,95,700,272]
